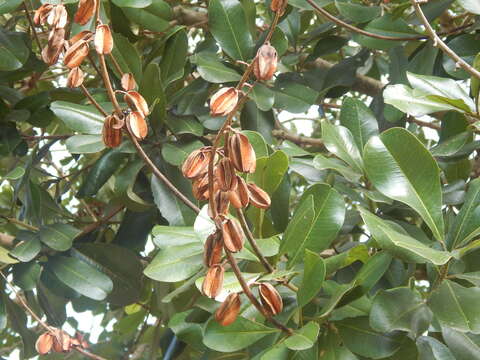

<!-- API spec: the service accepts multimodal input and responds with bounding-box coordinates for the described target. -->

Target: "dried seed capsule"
[74,0,96,25]
[36,332,54,355]
[210,87,239,117]
[228,176,250,209]
[192,172,210,200]
[102,115,122,148]
[52,329,72,353]
[127,111,148,140]
[47,4,68,29]
[64,40,89,69]
[42,28,65,65]
[209,191,230,218]
[215,293,241,326]
[270,0,286,15]
[202,264,224,298]
[34,4,53,26]
[94,24,113,55]
[124,91,149,117]
[182,147,214,179]
[247,183,271,209]
[67,67,84,88]
[69,30,94,45]
[216,157,237,191]
[204,231,223,267]
[259,283,283,316]
[253,43,278,81]
[121,73,137,91]
[221,216,245,252]
[227,132,256,173]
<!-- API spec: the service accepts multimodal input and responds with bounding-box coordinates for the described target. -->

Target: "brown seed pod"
[182,147,214,179]
[227,132,256,173]
[270,0,286,15]
[102,115,122,148]
[202,264,225,298]
[42,28,65,65]
[74,0,96,25]
[121,73,137,91]
[204,231,223,267]
[52,329,72,353]
[192,172,210,200]
[209,191,230,218]
[94,24,113,55]
[210,87,239,117]
[127,111,148,140]
[124,91,149,117]
[47,4,68,29]
[228,176,250,209]
[36,332,54,355]
[259,283,283,316]
[215,293,241,326]
[221,216,245,252]
[216,157,237,191]
[69,30,94,45]
[247,183,271,209]
[34,4,53,26]
[67,67,84,88]
[253,43,278,81]
[64,40,89,69]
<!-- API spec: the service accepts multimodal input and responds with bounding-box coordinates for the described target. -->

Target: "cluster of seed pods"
[35,328,89,356]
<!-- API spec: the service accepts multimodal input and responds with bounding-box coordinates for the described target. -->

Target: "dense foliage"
[1,0,480,359]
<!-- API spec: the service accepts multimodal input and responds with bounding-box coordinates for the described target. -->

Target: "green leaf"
[0,293,6,331]
[363,127,445,242]
[110,33,142,81]
[321,120,364,173]
[51,101,104,134]
[66,134,105,154]
[241,101,275,143]
[144,242,203,282]
[285,322,320,350]
[313,154,362,182]
[457,0,480,14]
[454,272,480,286]
[12,262,40,290]
[169,311,206,352]
[335,0,381,23]
[471,54,480,100]
[5,297,37,358]
[0,29,29,71]
[0,0,22,14]
[192,52,242,83]
[208,0,253,61]
[122,1,171,33]
[161,140,203,167]
[9,231,41,262]
[249,85,275,112]
[339,97,379,154]
[203,316,278,352]
[249,150,289,194]
[274,75,318,113]
[3,166,25,180]
[370,287,432,336]
[318,281,356,318]
[237,236,280,261]
[359,208,451,265]
[165,114,204,136]
[195,272,260,296]
[243,130,269,158]
[442,326,480,360]
[417,336,456,360]
[139,63,166,128]
[337,317,405,359]
[297,250,325,307]
[112,0,151,7]
[39,223,81,251]
[152,226,203,247]
[47,255,113,300]
[446,178,480,249]
[160,30,188,85]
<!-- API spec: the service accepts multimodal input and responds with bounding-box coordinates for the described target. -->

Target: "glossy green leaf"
[313,154,362,182]
[160,30,188,85]
[417,336,456,360]
[297,250,325,307]
[165,114,204,136]
[152,225,202,247]
[0,0,22,14]
[112,0,151,7]
[5,297,37,358]
[285,322,320,350]
[51,101,104,134]
[457,0,480,14]
[274,75,318,113]
[139,63,166,127]
[363,128,445,241]
[66,134,105,154]
[208,0,253,61]
[192,52,241,83]
[241,101,275,143]
[335,0,381,23]
[9,231,41,262]
[249,150,289,194]
[442,326,480,360]
[110,33,142,81]
[161,140,203,167]
[0,30,29,71]
[122,1,171,33]
[39,223,81,251]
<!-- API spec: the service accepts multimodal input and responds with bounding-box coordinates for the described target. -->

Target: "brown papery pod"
[227,132,256,173]
[67,67,84,88]
[34,4,53,26]
[209,191,230,218]
[270,0,286,15]
[94,24,113,55]
[210,87,239,117]
[253,43,278,81]
[247,183,271,209]
[182,147,213,179]
[215,293,241,326]
[192,173,210,200]
[216,157,237,191]
[127,111,148,140]
[121,73,137,91]
[64,40,89,69]
[204,231,223,267]
[124,91,149,117]
[102,115,122,148]
[42,28,65,65]
[47,4,68,29]
[221,216,245,252]
[202,264,224,298]
[228,176,249,209]
[74,0,96,25]
[259,283,283,316]
[69,30,93,45]
[36,332,54,355]
[52,329,72,353]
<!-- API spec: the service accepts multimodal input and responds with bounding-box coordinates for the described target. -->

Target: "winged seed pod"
[64,40,89,69]
[228,176,249,208]
[94,24,113,54]
[221,216,245,252]
[47,4,68,29]
[127,111,148,140]
[210,87,239,117]
[192,172,210,200]
[69,30,94,45]
[253,43,278,81]
[121,73,137,91]
[182,147,213,179]
[270,0,286,15]
[36,332,54,355]
[204,231,223,267]
[227,132,256,173]
[102,115,122,148]
[124,91,149,117]
[209,191,230,218]
[42,28,65,65]
[215,293,241,326]
[34,4,53,26]
[247,183,271,209]
[74,0,96,25]
[216,157,237,191]
[52,329,72,353]
[259,283,283,316]
[67,67,84,88]
[202,264,225,298]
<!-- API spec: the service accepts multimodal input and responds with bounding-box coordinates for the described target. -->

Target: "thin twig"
[108,53,124,77]
[98,55,123,114]
[78,205,125,236]
[22,134,72,140]
[23,2,42,51]
[272,129,324,147]
[81,85,109,116]
[0,216,39,231]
